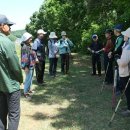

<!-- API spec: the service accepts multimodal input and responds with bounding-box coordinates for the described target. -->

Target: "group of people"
[1,13,130,130]
[21,29,73,98]
[88,24,130,117]
[0,14,74,130]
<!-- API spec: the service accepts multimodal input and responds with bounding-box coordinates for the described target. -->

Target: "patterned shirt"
[21,44,36,69]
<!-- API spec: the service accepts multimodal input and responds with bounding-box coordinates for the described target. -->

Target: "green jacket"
[114,35,124,56]
[0,33,23,93]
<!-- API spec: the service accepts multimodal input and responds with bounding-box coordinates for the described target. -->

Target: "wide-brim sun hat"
[37,29,47,34]
[49,32,57,39]
[0,14,15,26]
[121,27,130,38]
[61,31,67,36]
[21,32,32,42]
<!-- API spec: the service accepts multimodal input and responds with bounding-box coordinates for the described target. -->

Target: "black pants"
[120,76,130,110]
[49,58,58,75]
[35,61,45,83]
[104,53,113,83]
[60,53,70,74]
[92,54,101,75]
[0,90,20,130]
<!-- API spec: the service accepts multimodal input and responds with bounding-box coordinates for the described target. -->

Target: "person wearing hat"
[108,24,124,94]
[32,29,47,85]
[57,31,73,74]
[0,14,23,130]
[113,24,124,56]
[88,34,103,76]
[21,32,36,98]
[116,27,130,116]
[102,29,114,84]
[48,32,58,77]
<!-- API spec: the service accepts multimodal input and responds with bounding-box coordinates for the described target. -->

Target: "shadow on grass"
[27,112,49,120]
[28,54,130,130]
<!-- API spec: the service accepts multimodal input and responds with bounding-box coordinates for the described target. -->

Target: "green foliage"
[26,0,130,53]
[12,30,26,38]
[8,34,17,41]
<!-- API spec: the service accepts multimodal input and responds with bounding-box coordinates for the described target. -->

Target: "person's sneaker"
[29,90,35,95]
[121,109,130,117]
[24,93,32,100]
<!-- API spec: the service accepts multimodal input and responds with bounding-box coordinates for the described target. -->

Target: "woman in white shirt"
[117,27,130,117]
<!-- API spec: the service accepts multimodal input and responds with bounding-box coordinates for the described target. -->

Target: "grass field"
[16,44,130,130]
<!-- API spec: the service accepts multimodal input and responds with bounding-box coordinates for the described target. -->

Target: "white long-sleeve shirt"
[117,41,130,77]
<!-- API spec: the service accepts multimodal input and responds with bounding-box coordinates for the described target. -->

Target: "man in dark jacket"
[0,14,23,130]
[88,34,103,76]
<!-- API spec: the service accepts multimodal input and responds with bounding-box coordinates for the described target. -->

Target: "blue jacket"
[57,38,73,54]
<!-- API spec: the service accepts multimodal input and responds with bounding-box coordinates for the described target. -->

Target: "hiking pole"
[112,66,118,109]
[108,77,130,126]
[95,49,103,54]
[100,62,109,93]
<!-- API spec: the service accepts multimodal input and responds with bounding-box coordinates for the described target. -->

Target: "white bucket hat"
[61,31,67,36]
[121,28,130,38]
[37,29,47,34]
[21,32,32,42]
[49,32,57,39]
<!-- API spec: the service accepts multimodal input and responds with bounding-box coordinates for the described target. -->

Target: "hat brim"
[6,20,15,26]
[37,31,47,34]
[121,31,130,38]
[49,36,57,39]
[43,32,47,34]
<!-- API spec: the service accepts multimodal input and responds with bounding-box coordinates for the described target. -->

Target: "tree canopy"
[26,0,130,52]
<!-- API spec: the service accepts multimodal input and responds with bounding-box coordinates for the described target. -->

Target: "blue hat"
[0,14,15,26]
[92,34,98,39]
[114,24,123,31]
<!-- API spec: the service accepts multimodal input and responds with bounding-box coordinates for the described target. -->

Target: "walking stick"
[108,77,130,126]
[100,62,109,93]
[112,66,118,109]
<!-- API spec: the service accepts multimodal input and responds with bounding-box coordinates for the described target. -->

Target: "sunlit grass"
[14,43,130,130]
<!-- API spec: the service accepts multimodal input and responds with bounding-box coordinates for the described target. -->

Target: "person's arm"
[114,37,124,54]
[21,45,30,69]
[117,50,130,67]
[55,42,59,54]
[67,39,73,47]
[4,42,23,83]
[32,39,39,62]
[88,43,94,53]
[48,40,52,52]
[32,39,38,51]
